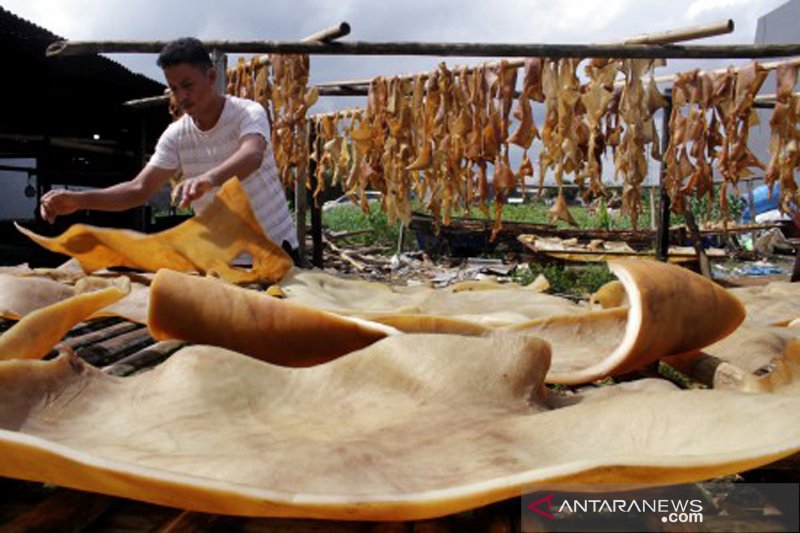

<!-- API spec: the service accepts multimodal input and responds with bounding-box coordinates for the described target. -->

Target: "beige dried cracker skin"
[16,179,293,285]
[2,334,800,519]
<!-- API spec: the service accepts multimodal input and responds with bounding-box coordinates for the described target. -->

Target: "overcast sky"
[1,0,792,113]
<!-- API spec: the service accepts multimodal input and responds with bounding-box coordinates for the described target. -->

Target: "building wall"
[0,158,37,221]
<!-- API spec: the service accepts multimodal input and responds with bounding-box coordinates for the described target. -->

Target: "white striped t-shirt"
[148,95,298,248]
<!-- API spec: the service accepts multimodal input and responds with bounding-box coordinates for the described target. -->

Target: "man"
[39,37,299,262]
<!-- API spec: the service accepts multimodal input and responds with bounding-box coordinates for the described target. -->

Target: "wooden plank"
[61,321,143,350]
[104,340,185,376]
[62,317,125,339]
[83,499,177,532]
[157,510,245,532]
[239,517,374,532]
[0,489,113,533]
[77,328,155,367]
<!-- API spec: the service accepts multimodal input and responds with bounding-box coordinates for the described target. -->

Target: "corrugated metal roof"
[0,5,163,89]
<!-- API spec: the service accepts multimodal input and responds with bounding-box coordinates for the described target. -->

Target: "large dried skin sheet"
[278,269,581,326]
[15,178,293,284]
[2,336,800,520]
[0,286,127,360]
[700,325,797,375]
[275,260,744,384]
[74,277,151,325]
[0,273,149,324]
[0,273,74,319]
[730,282,800,327]
[665,326,800,393]
[507,259,745,383]
[149,269,398,366]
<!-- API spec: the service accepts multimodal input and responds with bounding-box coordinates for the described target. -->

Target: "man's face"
[163,63,216,117]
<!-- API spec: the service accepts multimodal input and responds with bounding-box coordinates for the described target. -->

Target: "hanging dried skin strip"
[663,69,715,214]
[323,56,799,236]
[765,63,800,212]
[486,61,519,236]
[580,58,622,199]
[664,62,769,217]
[537,58,585,227]
[715,63,768,214]
[614,59,667,229]
[262,54,318,188]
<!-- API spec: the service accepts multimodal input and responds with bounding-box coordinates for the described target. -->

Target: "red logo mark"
[527,493,556,520]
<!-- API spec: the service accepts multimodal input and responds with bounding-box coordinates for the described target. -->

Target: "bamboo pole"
[48,40,800,60]
[308,108,365,120]
[48,22,350,57]
[252,22,351,67]
[754,91,800,103]
[619,19,734,45]
[315,19,736,88]
[123,23,351,108]
[651,56,800,84]
[314,58,800,99]
[123,92,171,108]
[301,22,351,44]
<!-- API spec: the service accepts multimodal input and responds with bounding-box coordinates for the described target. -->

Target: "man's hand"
[40,189,81,223]
[171,175,215,209]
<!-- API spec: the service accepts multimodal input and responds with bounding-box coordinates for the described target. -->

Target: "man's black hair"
[157,37,213,70]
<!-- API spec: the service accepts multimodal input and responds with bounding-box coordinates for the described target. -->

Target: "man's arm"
[172,133,266,209]
[40,164,176,223]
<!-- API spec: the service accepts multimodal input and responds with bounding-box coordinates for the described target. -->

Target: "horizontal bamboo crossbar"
[49,40,800,60]
[316,19,736,88]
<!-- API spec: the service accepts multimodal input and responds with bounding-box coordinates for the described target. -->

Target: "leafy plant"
[512,262,616,297]
[321,203,401,249]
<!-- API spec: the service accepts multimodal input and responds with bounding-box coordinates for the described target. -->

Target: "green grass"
[316,187,743,296]
[512,262,617,297]
[321,202,401,249]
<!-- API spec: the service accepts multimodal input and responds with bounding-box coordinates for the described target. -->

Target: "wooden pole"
[620,19,733,45]
[746,180,758,249]
[649,187,657,230]
[308,108,365,121]
[211,49,228,95]
[754,91,800,103]
[683,208,713,279]
[655,101,672,262]
[308,123,324,268]
[252,22,352,67]
[316,19,736,88]
[300,22,351,44]
[123,24,351,109]
[294,122,309,267]
[47,40,800,59]
[651,56,800,84]
[320,54,800,91]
